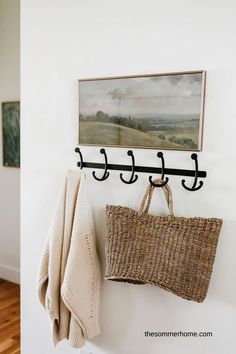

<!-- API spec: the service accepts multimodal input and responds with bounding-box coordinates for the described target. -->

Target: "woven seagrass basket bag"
[105,180,223,302]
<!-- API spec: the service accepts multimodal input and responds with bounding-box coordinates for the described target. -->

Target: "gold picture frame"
[78,70,206,151]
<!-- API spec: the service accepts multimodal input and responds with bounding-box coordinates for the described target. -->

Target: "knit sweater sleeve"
[38,239,49,307]
[61,173,101,340]
[38,177,67,335]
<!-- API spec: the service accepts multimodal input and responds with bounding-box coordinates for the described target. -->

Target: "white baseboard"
[0,264,20,284]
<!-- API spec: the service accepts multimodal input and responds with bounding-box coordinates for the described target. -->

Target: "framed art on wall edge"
[2,101,20,167]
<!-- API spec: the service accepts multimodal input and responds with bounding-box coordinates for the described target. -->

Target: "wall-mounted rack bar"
[75,147,207,191]
[77,161,206,178]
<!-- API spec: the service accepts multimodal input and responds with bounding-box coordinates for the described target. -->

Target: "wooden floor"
[0,279,20,354]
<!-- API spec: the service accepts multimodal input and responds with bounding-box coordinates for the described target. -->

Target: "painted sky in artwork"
[79,73,203,118]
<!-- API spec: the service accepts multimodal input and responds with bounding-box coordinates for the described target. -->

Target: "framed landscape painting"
[78,70,206,151]
[2,101,20,167]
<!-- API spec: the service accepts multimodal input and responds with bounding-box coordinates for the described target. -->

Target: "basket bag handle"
[139,179,174,217]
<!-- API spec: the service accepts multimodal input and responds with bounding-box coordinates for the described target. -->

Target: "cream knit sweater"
[38,170,101,348]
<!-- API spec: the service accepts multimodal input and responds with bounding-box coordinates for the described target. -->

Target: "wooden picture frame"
[78,70,206,151]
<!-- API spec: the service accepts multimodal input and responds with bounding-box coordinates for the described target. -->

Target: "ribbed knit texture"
[38,170,101,348]
[105,180,223,303]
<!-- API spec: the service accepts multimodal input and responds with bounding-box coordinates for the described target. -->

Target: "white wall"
[21,0,236,353]
[0,0,20,284]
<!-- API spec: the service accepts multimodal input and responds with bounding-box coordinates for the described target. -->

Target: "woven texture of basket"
[105,180,223,302]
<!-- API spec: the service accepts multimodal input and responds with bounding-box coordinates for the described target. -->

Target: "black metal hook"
[75,147,84,169]
[92,148,110,181]
[149,152,169,187]
[181,153,203,191]
[120,150,138,184]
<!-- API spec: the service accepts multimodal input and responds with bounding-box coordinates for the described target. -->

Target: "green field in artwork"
[2,102,20,167]
[79,120,199,150]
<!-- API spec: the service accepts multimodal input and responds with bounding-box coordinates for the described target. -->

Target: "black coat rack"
[75,147,207,191]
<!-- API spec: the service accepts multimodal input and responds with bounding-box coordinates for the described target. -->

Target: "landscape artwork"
[78,71,206,150]
[2,102,20,167]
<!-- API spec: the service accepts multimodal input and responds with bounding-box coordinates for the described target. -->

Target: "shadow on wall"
[209,219,236,306]
[94,281,137,354]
